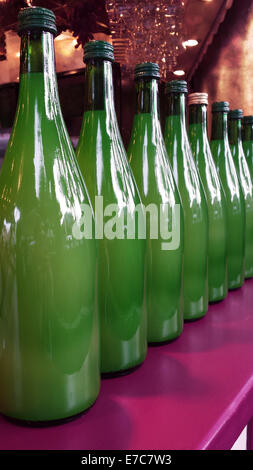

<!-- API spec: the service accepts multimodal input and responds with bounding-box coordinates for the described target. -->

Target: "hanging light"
[173,69,185,76]
[105,0,185,78]
[182,39,199,48]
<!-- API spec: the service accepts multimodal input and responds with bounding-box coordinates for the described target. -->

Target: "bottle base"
[208,287,227,303]
[209,298,225,304]
[148,331,182,346]
[184,311,207,322]
[228,282,244,291]
[209,293,227,304]
[1,403,95,428]
[101,363,142,379]
[245,273,253,280]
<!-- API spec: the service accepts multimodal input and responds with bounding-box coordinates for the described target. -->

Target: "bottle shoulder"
[76,110,142,206]
[131,149,182,207]
[193,139,225,205]
[211,142,244,203]
[165,138,207,217]
[237,147,253,198]
[243,143,253,177]
[242,140,253,150]
[0,131,90,218]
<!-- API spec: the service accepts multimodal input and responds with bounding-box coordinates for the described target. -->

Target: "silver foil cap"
[188,92,208,105]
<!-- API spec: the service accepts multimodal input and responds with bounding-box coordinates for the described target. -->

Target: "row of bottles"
[0,7,253,423]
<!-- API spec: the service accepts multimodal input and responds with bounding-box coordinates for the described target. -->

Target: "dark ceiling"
[181,0,234,80]
[0,0,234,81]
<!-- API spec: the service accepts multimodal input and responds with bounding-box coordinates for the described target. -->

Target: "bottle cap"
[165,80,188,94]
[18,7,57,36]
[228,109,243,120]
[188,92,208,105]
[84,40,114,62]
[134,62,160,80]
[212,101,229,113]
[243,115,253,124]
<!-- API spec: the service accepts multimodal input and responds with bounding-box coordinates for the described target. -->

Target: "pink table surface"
[1,279,253,450]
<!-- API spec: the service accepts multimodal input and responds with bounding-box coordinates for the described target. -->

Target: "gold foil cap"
[188,92,208,105]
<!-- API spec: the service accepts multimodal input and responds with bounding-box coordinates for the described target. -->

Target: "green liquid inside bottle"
[229,113,253,279]
[128,71,184,343]
[188,101,228,302]
[0,29,100,421]
[210,106,245,289]
[164,84,208,321]
[76,46,147,374]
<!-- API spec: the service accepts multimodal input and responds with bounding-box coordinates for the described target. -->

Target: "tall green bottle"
[242,116,253,178]
[164,81,208,321]
[228,109,253,279]
[76,41,147,374]
[127,63,184,343]
[0,8,100,422]
[188,93,227,302]
[210,102,245,289]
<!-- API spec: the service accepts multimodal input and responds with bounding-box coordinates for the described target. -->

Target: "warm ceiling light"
[55,33,70,41]
[15,52,20,58]
[182,39,198,48]
[173,70,185,76]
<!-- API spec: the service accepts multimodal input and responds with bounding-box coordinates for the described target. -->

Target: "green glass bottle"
[242,115,253,178]
[76,41,147,374]
[228,109,253,279]
[188,93,227,302]
[164,81,208,321]
[0,8,100,423]
[127,63,184,343]
[210,102,245,289]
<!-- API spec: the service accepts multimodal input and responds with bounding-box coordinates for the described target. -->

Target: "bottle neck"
[18,30,60,118]
[211,111,229,142]
[135,78,159,117]
[189,104,208,137]
[228,119,242,147]
[166,92,187,131]
[242,122,253,142]
[20,30,56,74]
[84,59,116,118]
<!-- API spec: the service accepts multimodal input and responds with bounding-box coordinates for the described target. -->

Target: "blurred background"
[0,0,252,166]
